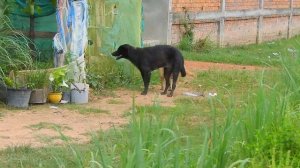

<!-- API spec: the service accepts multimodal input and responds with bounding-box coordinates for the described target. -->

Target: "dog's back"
[136,45,185,74]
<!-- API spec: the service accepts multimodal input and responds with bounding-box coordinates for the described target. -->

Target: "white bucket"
[70,83,89,104]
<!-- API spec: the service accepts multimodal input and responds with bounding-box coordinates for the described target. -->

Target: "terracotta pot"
[48,92,62,104]
[30,88,47,104]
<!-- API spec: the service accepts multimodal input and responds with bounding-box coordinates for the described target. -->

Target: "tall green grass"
[60,53,300,167]
[1,44,300,168]
[182,35,300,66]
[0,13,33,74]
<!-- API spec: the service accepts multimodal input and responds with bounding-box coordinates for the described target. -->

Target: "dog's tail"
[181,60,186,77]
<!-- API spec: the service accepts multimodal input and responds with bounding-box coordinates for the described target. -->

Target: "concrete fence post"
[218,0,226,47]
[167,0,173,45]
[287,0,294,38]
[256,0,264,44]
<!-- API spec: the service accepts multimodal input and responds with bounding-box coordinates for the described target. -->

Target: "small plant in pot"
[26,70,49,104]
[0,70,32,108]
[48,67,68,104]
[69,56,89,104]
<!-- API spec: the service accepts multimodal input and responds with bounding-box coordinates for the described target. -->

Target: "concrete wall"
[171,0,300,46]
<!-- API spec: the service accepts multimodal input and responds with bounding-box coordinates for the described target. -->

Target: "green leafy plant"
[178,35,193,51]
[0,69,25,89]
[177,7,194,51]
[26,70,48,89]
[49,67,68,93]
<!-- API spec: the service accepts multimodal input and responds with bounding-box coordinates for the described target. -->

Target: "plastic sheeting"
[12,0,56,17]
[54,0,88,83]
[8,0,57,61]
[54,0,88,64]
[87,0,142,55]
[69,0,88,58]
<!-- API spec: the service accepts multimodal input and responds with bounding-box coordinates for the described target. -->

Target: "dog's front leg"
[141,71,151,95]
[168,72,179,97]
[161,68,171,95]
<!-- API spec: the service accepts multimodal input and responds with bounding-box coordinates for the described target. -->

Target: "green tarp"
[8,0,57,61]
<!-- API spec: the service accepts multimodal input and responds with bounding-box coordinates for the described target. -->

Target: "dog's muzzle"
[111,52,122,60]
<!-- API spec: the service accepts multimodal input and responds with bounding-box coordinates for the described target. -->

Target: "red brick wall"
[226,0,259,11]
[224,19,258,45]
[172,0,220,12]
[172,0,293,11]
[295,0,300,8]
[291,15,300,36]
[264,0,290,9]
[193,22,219,42]
[171,0,300,46]
[262,16,289,41]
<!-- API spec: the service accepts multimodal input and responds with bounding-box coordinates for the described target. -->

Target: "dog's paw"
[167,93,173,97]
[141,91,147,95]
[161,92,167,95]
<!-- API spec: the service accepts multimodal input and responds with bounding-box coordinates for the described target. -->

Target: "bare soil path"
[0,61,263,149]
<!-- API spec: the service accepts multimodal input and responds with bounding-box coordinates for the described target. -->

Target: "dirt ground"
[0,61,261,149]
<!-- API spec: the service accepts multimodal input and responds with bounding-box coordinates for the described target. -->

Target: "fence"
[171,0,300,46]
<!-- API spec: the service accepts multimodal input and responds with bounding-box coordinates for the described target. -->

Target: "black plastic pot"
[7,88,32,108]
[0,82,6,103]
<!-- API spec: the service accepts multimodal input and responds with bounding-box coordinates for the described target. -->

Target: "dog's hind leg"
[159,68,164,90]
[161,68,172,95]
[141,71,151,95]
[168,73,173,91]
[168,72,179,97]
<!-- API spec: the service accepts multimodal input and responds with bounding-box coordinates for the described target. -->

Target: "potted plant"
[26,70,48,104]
[0,12,34,108]
[69,56,89,104]
[48,67,68,104]
[0,70,32,108]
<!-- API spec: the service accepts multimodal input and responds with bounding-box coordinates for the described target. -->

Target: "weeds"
[87,55,160,94]
[86,55,137,93]
[177,7,216,52]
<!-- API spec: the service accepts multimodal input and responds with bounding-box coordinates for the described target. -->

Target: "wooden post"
[287,0,293,38]
[29,15,35,59]
[256,0,264,44]
[218,0,225,47]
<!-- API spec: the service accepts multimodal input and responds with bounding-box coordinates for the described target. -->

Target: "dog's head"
[111,44,132,60]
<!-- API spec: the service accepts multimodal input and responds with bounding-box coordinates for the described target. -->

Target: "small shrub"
[193,37,216,52]
[178,35,193,51]
[86,55,140,93]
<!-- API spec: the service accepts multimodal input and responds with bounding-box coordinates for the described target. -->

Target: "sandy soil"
[0,61,262,149]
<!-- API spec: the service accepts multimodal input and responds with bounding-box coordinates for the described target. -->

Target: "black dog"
[112,44,186,97]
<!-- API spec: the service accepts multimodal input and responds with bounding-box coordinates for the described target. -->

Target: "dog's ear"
[119,44,131,55]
